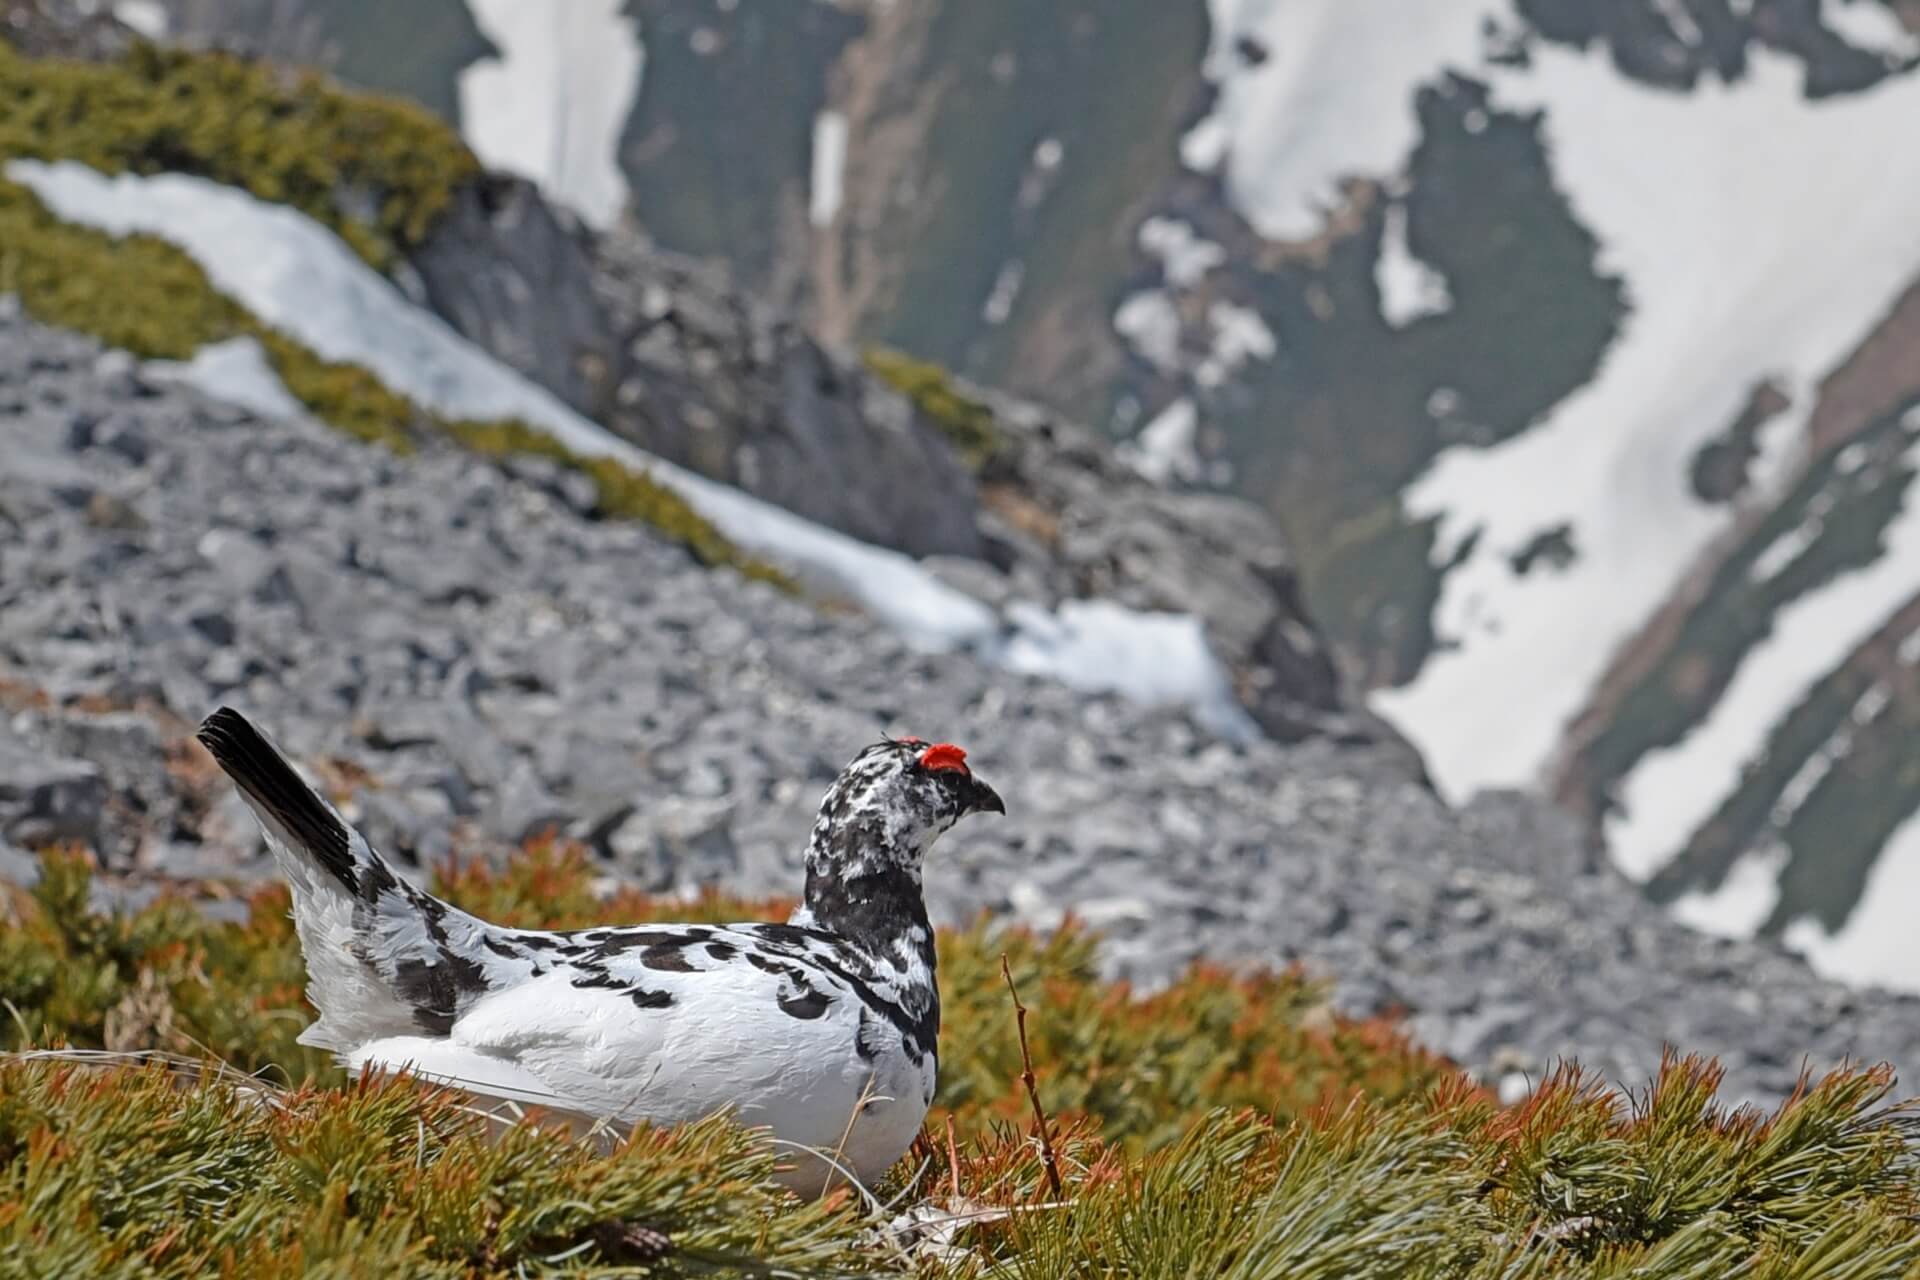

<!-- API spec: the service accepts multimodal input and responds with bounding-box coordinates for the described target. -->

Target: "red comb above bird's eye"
[916,743,969,774]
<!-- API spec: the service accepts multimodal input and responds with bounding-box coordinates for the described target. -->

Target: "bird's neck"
[795,825,938,979]
[801,862,936,968]
[789,794,944,1062]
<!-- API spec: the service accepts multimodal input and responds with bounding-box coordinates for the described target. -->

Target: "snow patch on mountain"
[1115,290,1183,372]
[8,159,1253,739]
[456,0,643,229]
[1184,0,1496,241]
[1671,844,1786,938]
[1373,45,1920,821]
[146,337,305,421]
[1197,301,1277,390]
[1820,0,1920,60]
[1138,217,1225,288]
[111,0,167,39]
[1375,202,1453,328]
[1787,808,1920,988]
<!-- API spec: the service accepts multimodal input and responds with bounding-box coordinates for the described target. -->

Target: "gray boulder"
[410,174,617,417]
[588,237,985,559]
[0,724,105,850]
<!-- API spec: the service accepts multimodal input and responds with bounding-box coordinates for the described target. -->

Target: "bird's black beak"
[968,777,1006,816]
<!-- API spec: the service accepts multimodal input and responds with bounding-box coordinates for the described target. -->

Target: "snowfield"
[8,159,1254,741]
[1184,0,1920,988]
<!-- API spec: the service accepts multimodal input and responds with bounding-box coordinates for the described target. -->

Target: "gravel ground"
[2,302,1913,1105]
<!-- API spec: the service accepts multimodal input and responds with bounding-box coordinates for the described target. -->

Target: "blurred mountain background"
[124,0,1920,990]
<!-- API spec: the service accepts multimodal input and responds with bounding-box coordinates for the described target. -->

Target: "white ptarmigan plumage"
[194,707,1004,1196]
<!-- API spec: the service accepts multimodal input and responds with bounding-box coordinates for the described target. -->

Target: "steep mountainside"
[122,0,1920,992]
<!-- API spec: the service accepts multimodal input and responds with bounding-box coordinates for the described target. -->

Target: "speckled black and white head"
[809,736,1004,876]
[790,736,1004,948]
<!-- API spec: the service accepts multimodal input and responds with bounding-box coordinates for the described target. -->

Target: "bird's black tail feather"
[196,706,361,894]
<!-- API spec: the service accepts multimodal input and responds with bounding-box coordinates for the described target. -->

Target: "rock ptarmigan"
[194,707,1004,1195]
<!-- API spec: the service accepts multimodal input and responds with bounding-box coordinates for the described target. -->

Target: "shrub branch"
[1001,953,1064,1199]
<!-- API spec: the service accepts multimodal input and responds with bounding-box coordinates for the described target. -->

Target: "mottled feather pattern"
[195,711,1002,1193]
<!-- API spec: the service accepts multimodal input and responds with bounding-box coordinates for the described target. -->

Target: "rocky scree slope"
[2,303,1915,1106]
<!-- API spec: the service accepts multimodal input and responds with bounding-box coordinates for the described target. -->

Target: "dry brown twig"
[944,1113,963,1200]
[1000,953,1064,1200]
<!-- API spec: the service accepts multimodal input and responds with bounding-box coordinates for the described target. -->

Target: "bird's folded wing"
[445,959,868,1128]
[346,1035,578,1112]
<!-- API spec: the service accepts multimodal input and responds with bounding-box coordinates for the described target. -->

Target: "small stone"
[605,796,738,892]
[488,762,572,844]
[0,837,41,887]
[0,733,106,850]
[84,491,148,530]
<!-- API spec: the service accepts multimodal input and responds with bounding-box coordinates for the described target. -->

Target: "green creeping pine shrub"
[0,173,795,585]
[5,847,1920,1275]
[969,1071,1920,1279]
[0,1060,880,1278]
[863,345,1005,471]
[0,849,337,1083]
[0,40,477,271]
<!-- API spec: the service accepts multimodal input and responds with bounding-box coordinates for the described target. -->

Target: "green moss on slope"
[0,179,248,358]
[0,41,477,270]
[864,345,1005,471]
[444,417,797,587]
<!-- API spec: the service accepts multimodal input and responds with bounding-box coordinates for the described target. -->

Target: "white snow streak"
[456,0,642,230]
[9,160,1253,738]
[1606,445,1920,884]
[1373,46,1920,809]
[1120,398,1202,486]
[1002,600,1242,717]
[809,110,848,229]
[1651,0,1706,48]
[982,260,1024,325]
[1747,509,1827,584]
[1375,202,1453,328]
